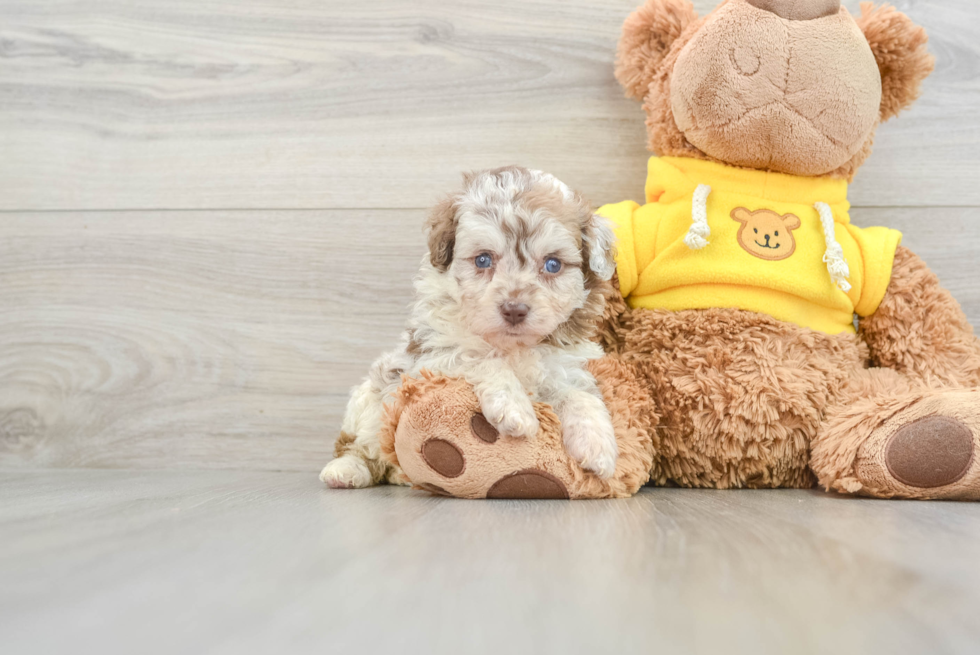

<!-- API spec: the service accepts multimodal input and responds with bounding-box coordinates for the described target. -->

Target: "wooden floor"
[2,0,980,651]
[2,470,980,655]
[2,0,980,472]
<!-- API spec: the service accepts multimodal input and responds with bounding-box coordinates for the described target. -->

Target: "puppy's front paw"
[562,409,618,479]
[320,455,374,489]
[480,391,539,439]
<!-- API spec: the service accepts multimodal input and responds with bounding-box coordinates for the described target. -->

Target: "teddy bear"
[370,0,980,501]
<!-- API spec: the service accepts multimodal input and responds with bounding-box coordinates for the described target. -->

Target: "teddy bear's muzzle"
[745,0,840,21]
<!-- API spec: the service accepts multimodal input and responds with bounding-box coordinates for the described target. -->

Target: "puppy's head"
[426,166,616,349]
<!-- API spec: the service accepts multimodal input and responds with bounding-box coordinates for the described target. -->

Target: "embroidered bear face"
[731,207,801,261]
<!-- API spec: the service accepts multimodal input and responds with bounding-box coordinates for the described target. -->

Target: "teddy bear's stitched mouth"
[755,240,780,249]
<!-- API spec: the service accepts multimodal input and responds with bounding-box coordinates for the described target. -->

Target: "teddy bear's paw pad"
[885,416,975,489]
[470,413,499,444]
[486,469,569,500]
[420,439,466,478]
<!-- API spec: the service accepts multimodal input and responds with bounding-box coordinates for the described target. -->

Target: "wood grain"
[0,0,978,210]
[2,470,979,655]
[0,209,425,470]
[1,206,978,471]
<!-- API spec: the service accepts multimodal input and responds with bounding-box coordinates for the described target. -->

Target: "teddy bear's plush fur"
[367,0,980,501]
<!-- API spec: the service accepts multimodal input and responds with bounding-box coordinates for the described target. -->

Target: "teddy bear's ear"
[856,2,935,122]
[781,213,802,231]
[616,0,699,101]
[425,195,460,271]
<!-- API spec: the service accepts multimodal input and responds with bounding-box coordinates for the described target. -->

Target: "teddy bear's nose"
[745,0,840,21]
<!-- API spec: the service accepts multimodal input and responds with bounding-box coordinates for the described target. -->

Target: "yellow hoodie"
[597,157,902,335]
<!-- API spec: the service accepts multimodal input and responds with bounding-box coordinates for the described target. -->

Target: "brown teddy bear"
[375,0,980,500]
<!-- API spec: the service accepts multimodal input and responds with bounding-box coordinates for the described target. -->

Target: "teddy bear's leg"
[812,368,980,500]
[861,246,980,387]
[377,360,655,499]
[816,245,980,499]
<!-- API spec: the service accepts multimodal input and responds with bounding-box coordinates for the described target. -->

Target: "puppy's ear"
[856,3,934,122]
[425,196,459,271]
[616,0,699,101]
[460,169,479,188]
[582,214,617,282]
[781,213,802,231]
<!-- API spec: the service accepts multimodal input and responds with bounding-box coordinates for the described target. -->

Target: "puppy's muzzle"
[500,301,529,326]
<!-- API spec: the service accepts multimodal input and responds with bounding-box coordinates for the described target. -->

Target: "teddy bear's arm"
[860,246,980,386]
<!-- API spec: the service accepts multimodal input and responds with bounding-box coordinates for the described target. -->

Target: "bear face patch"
[731,207,801,261]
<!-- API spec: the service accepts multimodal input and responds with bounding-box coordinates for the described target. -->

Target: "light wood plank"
[0,209,425,470]
[0,0,977,211]
[2,470,980,655]
[0,207,979,471]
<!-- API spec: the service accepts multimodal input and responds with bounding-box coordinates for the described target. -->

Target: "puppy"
[320,166,620,489]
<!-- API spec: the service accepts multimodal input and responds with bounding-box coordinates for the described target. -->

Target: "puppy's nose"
[500,301,529,326]
[745,0,839,21]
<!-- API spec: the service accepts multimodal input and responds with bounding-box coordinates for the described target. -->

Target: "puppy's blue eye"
[475,253,493,269]
[754,228,758,234]
[544,257,562,274]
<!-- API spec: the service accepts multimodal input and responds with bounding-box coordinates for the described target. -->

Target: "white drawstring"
[684,185,712,250]
[814,202,852,293]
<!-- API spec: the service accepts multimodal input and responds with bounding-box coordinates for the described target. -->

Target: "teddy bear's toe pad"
[885,416,975,488]
[486,469,570,499]
[470,413,499,443]
[420,439,466,478]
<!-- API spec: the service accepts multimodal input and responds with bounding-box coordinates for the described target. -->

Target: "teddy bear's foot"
[377,366,655,499]
[390,386,577,499]
[849,390,980,500]
[405,412,573,500]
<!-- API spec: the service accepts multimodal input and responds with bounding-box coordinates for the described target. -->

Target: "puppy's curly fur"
[321,167,620,488]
